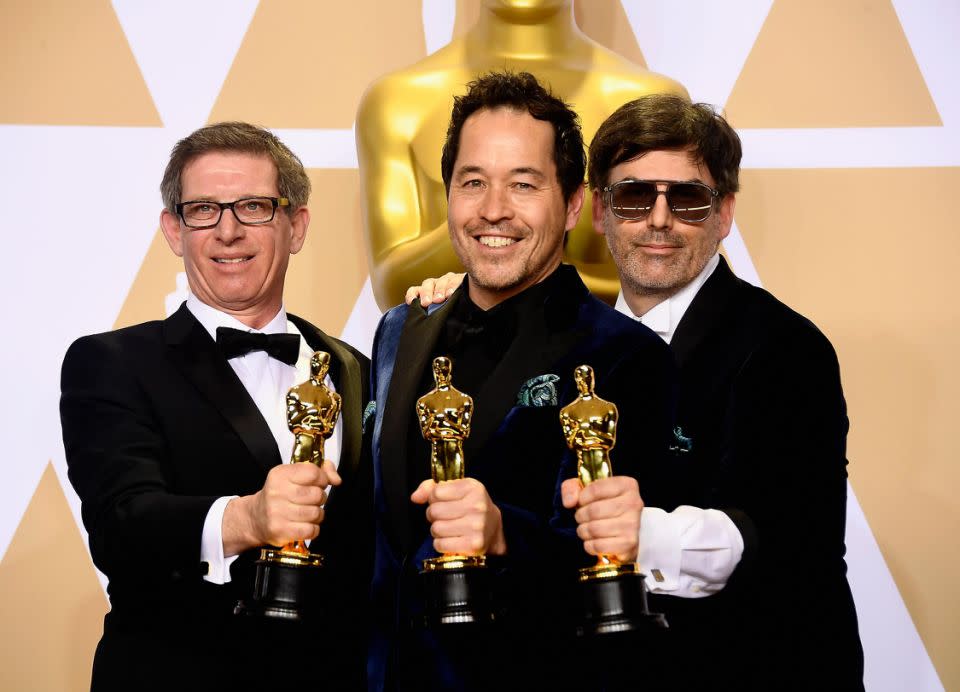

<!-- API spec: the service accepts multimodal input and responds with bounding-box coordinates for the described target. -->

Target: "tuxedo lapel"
[465,301,586,461]
[163,304,281,474]
[671,256,739,368]
[380,298,454,553]
[289,314,363,513]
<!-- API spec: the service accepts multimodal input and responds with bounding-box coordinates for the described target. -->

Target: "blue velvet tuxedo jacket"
[365,266,678,691]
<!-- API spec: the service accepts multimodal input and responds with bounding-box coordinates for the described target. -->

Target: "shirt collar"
[185,293,289,341]
[614,253,720,344]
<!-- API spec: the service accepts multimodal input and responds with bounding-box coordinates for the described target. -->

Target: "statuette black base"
[577,563,668,637]
[421,555,493,626]
[234,548,323,622]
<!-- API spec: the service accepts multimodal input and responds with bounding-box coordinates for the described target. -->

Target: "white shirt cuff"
[638,505,744,598]
[201,495,240,584]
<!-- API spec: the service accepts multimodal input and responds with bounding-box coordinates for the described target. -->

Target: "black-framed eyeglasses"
[175,196,289,230]
[603,180,719,223]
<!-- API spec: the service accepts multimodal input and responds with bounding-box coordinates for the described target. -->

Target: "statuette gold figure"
[417,356,473,484]
[416,357,491,625]
[560,364,633,574]
[560,363,665,635]
[282,350,341,557]
[235,351,339,621]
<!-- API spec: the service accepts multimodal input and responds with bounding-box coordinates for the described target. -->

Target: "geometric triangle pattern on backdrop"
[574,0,648,68]
[209,0,428,128]
[1,3,953,692]
[726,0,941,127]
[735,166,960,688]
[0,463,107,692]
[113,225,185,329]
[284,168,370,337]
[0,0,160,125]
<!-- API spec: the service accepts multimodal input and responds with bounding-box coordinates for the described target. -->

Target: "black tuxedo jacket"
[60,304,371,691]
[367,266,679,691]
[650,256,864,691]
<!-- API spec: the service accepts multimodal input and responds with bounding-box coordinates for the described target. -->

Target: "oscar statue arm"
[330,391,343,436]
[356,79,464,311]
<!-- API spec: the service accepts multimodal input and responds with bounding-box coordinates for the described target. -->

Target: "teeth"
[478,236,516,248]
[214,257,248,264]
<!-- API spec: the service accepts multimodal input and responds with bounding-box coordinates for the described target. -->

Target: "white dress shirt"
[185,295,342,584]
[614,254,745,597]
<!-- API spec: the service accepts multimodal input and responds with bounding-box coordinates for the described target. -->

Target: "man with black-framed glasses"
[60,121,371,690]
[586,94,864,690]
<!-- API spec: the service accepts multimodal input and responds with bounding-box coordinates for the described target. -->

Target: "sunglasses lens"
[610,182,658,219]
[668,183,714,222]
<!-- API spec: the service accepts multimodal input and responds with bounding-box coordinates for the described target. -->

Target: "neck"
[467,258,561,311]
[227,306,281,330]
[622,287,676,318]
[468,2,585,61]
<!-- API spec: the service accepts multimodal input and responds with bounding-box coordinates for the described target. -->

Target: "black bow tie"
[216,327,300,365]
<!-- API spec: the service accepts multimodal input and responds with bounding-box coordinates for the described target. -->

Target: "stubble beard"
[607,223,717,298]
[457,221,531,295]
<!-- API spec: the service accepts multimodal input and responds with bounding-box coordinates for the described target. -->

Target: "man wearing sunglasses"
[584,94,864,690]
[59,122,371,690]
[411,94,864,690]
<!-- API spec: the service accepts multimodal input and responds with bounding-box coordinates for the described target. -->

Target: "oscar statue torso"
[559,364,618,487]
[416,356,473,483]
[287,351,342,466]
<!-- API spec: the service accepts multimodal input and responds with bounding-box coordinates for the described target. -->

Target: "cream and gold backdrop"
[1,1,955,689]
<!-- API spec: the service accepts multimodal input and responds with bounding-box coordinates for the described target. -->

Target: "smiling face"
[159,151,309,328]
[447,107,584,310]
[593,148,734,316]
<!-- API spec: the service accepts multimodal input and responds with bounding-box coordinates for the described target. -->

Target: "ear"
[288,206,310,254]
[159,209,184,257]
[716,194,736,242]
[591,188,607,235]
[564,183,585,232]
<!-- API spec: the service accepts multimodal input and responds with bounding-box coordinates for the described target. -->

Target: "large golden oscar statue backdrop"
[1,2,956,690]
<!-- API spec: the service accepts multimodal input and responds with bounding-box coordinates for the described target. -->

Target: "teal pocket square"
[669,426,693,453]
[516,374,560,407]
[362,400,377,434]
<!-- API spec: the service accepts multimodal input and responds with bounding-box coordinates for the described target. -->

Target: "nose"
[213,206,246,243]
[478,185,514,224]
[646,186,672,230]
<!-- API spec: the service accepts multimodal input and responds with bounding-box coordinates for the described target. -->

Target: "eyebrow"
[454,165,547,180]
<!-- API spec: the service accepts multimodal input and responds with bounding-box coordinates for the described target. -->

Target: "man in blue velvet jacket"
[365,71,678,691]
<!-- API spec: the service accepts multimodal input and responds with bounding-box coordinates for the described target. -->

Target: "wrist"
[488,506,508,556]
[222,494,258,557]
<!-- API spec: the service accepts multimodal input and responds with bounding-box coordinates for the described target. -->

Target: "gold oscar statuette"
[416,356,492,625]
[560,364,667,635]
[235,351,340,621]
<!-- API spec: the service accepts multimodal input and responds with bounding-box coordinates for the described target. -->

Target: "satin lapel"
[380,298,456,554]
[671,256,740,368]
[289,316,362,507]
[163,304,281,474]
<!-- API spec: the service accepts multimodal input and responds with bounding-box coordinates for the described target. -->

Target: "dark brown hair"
[588,95,741,196]
[441,71,585,202]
